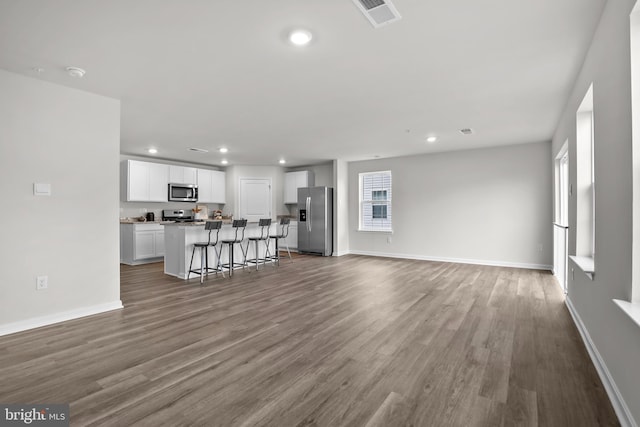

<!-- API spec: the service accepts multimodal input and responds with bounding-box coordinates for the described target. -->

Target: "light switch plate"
[34,183,51,196]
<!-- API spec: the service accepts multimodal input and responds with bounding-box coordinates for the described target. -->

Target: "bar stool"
[245,218,272,270]
[187,220,223,284]
[219,219,248,277]
[269,217,292,265]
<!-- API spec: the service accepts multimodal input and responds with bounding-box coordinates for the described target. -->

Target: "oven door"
[168,184,198,202]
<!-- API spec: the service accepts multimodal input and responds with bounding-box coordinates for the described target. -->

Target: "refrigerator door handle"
[306,197,311,232]
[307,197,311,232]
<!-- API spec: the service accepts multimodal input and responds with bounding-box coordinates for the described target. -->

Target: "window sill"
[357,229,393,233]
[613,299,640,329]
[569,255,594,280]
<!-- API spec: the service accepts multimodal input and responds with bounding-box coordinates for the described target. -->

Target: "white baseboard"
[565,297,636,427]
[346,250,552,271]
[0,300,124,337]
[333,251,350,257]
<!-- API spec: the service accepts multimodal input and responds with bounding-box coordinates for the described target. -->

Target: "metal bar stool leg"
[264,239,272,268]
[286,239,292,261]
[188,245,197,279]
[241,241,249,270]
[273,238,280,266]
[214,244,224,278]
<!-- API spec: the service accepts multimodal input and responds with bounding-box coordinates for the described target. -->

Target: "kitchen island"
[163,221,279,279]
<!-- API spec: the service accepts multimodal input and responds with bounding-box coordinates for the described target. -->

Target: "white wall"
[348,142,553,269]
[551,0,640,425]
[0,70,122,334]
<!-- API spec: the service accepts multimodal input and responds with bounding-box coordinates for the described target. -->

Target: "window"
[616,5,640,323]
[631,5,640,304]
[359,171,392,231]
[569,84,595,279]
[575,84,595,261]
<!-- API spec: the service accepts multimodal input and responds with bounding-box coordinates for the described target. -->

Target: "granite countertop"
[120,219,175,225]
[163,221,207,227]
[122,218,288,226]
[163,220,280,227]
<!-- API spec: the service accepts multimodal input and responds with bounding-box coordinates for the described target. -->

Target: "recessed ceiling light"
[279,159,286,164]
[219,147,229,153]
[32,67,44,74]
[289,29,312,46]
[426,136,438,143]
[66,66,86,78]
[188,147,209,153]
[148,148,158,154]
[221,159,229,165]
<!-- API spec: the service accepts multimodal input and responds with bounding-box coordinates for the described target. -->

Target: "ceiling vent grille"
[352,0,402,28]
[459,128,474,135]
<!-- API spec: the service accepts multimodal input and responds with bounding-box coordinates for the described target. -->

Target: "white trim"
[569,255,595,280]
[565,297,636,427]
[333,251,350,257]
[614,299,640,329]
[0,300,124,337]
[347,250,552,270]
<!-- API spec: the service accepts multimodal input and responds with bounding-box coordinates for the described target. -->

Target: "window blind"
[360,171,392,231]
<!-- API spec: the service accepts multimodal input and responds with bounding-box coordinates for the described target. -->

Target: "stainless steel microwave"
[168,183,198,202]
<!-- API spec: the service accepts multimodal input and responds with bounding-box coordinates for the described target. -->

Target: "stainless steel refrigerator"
[298,187,333,256]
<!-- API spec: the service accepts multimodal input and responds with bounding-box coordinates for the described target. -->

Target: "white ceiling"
[0,0,606,167]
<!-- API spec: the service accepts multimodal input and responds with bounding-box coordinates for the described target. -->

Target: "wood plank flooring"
[0,255,619,426]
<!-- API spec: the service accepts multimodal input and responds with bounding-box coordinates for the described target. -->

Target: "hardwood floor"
[0,255,619,426]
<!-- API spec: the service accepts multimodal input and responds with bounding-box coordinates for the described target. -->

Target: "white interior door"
[239,178,272,222]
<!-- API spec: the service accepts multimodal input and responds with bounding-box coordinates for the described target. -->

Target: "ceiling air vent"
[459,128,474,135]
[188,147,209,153]
[352,0,402,28]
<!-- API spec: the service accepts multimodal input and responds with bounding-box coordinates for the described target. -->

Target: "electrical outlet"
[36,276,48,290]
[387,236,392,244]
[537,243,543,252]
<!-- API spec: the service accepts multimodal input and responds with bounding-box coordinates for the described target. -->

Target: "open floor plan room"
[0,256,618,426]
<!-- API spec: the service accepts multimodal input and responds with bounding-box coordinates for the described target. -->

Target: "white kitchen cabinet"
[135,231,156,259]
[196,169,226,204]
[170,165,197,184]
[149,162,169,201]
[126,160,169,202]
[120,223,165,265]
[285,221,298,250]
[284,171,314,204]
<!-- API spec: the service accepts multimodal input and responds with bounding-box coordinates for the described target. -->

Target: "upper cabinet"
[284,171,315,204]
[197,169,226,204]
[169,165,197,185]
[126,160,169,202]
[124,160,225,204]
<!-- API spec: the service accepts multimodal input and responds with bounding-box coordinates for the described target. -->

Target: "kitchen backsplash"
[120,202,225,220]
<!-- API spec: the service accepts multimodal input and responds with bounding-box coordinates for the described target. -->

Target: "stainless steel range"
[162,209,196,222]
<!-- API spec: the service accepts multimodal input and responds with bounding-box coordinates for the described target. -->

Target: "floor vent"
[352,0,402,28]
